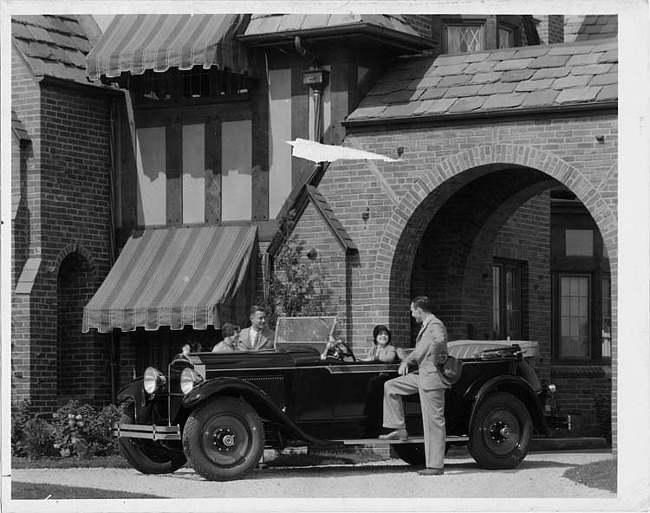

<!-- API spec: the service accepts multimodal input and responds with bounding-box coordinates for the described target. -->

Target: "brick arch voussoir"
[54,243,98,282]
[373,143,616,308]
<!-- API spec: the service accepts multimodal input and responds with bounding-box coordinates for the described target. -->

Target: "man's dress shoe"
[378,429,408,441]
[418,468,444,476]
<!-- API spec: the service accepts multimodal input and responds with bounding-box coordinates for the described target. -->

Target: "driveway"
[11,449,615,500]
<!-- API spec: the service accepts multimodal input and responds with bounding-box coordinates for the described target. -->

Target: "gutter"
[38,74,122,96]
[343,101,618,131]
[239,23,433,53]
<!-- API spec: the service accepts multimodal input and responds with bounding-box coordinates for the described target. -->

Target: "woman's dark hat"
[372,324,391,344]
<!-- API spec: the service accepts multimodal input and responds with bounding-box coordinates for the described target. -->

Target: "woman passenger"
[363,325,397,363]
[212,322,241,353]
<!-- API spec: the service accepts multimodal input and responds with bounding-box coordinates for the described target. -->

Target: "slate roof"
[347,38,617,123]
[12,15,102,84]
[242,14,429,46]
[565,15,618,42]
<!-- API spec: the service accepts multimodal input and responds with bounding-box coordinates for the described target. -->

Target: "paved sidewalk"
[11,449,615,499]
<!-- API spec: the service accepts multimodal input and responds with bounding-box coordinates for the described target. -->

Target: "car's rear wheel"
[392,442,451,466]
[468,392,532,469]
[183,396,264,481]
[118,404,187,474]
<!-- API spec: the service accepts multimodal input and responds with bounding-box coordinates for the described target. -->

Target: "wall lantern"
[362,207,370,228]
[302,68,329,91]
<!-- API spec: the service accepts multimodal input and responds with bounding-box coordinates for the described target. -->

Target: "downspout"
[108,97,120,403]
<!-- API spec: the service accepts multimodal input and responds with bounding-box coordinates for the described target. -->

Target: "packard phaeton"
[112,317,560,481]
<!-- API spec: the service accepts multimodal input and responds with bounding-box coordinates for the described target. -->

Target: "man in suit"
[237,305,275,351]
[378,296,450,476]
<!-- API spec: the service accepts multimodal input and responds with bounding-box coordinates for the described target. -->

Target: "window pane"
[221,120,252,221]
[601,274,612,357]
[492,266,501,335]
[566,229,593,256]
[559,276,590,358]
[182,124,205,224]
[447,25,484,53]
[499,27,514,48]
[136,127,166,226]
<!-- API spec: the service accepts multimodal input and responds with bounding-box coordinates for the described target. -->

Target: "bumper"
[111,423,181,441]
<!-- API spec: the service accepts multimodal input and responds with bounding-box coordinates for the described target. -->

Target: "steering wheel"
[331,341,356,362]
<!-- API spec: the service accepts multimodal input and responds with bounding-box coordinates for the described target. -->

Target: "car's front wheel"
[183,396,265,481]
[468,392,532,469]
[118,404,187,474]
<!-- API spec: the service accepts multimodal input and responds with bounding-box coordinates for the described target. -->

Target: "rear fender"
[468,375,548,435]
[180,377,326,445]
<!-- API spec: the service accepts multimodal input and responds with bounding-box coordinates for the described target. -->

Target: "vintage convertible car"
[112,317,560,481]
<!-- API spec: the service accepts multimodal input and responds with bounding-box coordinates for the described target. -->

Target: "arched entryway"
[373,144,617,344]
[371,143,616,442]
[57,250,110,403]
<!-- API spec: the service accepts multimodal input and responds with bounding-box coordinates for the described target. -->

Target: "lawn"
[563,458,617,492]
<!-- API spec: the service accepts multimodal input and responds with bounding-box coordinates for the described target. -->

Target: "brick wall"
[402,15,436,42]
[310,112,616,438]
[288,201,350,337]
[11,51,42,409]
[11,61,116,411]
[537,15,565,44]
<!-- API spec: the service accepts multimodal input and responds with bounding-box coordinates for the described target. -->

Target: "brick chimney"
[536,15,564,44]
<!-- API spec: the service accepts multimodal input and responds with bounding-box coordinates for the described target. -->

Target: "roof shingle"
[11,15,101,85]
[347,38,617,122]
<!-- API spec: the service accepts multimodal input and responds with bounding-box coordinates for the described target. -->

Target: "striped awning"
[86,14,252,80]
[83,225,257,333]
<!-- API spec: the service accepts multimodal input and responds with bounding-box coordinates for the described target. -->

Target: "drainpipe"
[108,97,120,403]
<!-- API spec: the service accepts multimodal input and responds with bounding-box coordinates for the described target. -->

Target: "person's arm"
[377,345,397,363]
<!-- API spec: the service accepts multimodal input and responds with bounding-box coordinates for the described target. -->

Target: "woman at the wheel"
[362,324,397,363]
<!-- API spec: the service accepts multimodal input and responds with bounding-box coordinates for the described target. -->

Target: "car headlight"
[180,367,204,395]
[143,367,166,395]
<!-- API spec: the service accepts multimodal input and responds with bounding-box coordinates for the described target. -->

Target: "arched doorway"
[372,145,616,442]
[57,251,110,402]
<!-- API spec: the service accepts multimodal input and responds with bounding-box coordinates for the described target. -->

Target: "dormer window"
[499,26,515,48]
[442,15,523,54]
[445,24,486,53]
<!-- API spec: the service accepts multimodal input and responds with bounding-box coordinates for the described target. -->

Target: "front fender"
[181,377,327,446]
[468,375,548,435]
[115,377,152,424]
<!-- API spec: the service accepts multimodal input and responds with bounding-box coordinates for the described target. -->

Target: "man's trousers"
[383,372,446,469]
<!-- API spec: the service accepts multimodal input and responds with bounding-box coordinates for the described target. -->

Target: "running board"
[334,435,470,445]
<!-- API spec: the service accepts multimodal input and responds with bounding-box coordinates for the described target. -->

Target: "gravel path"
[11,450,615,499]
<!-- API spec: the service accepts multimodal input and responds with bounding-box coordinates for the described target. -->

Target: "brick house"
[11,14,616,444]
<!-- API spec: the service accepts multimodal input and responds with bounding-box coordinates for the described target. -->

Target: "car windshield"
[274,316,337,353]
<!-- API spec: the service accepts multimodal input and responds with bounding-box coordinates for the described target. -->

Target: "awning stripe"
[87,14,253,80]
[83,225,257,333]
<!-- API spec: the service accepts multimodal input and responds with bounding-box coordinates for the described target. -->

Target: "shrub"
[11,399,122,459]
[11,399,33,458]
[265,232,338,327]
[20,417,57,459]
[52,400,121,458]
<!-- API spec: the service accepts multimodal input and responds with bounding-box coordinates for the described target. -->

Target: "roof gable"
[348,38,617,123]
[12,15,101,85]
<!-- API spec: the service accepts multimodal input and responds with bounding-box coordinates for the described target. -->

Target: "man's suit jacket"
[407,314,449,391]
[237,327,275,351]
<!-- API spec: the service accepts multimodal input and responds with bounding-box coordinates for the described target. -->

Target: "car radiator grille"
[242,375,285,407]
